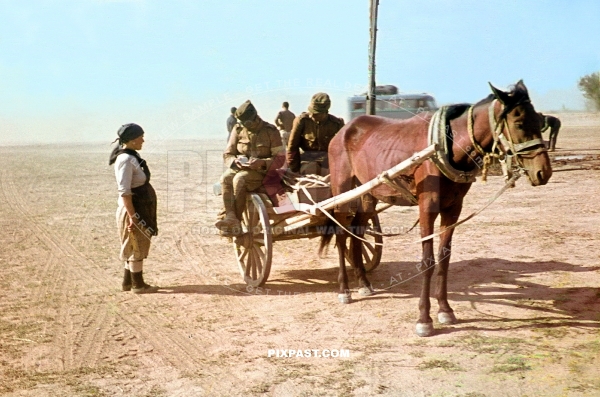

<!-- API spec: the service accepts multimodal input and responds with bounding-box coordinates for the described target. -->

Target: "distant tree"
[578,72,600,111]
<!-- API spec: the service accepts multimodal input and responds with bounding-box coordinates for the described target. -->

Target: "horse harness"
[467,99,546,182]
[428,99,546,184]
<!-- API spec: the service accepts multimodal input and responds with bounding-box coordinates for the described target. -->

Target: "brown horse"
[320,80,552,337]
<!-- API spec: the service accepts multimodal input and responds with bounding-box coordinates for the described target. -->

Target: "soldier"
[215,100,286,234]
[274,101,295,149]
[539,113,561,152]
[286,92,344,175]
[226,106,237,143]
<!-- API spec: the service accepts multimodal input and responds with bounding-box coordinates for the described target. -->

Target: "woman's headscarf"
[108,123,145,165]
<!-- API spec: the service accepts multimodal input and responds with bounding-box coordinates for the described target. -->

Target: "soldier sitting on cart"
[286,92,345,176]
[215,100,287,235]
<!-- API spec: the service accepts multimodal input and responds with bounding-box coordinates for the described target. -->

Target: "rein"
[468,99,546,182]
[415,169,522,242]
[307,169,523,245]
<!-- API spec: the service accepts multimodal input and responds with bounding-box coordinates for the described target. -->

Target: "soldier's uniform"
[539,113,561,152]
[215,100,285,234]
[286,93,344,174]
[275,108,296,149]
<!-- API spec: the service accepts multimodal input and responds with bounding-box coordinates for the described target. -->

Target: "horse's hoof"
[415,322,435,337]
[338,293,352,304]
[438,311,457,324]
[358,286,375,296]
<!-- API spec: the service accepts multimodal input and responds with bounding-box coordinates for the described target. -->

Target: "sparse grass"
[533,326,570,339]
[247,381,271,394]
[273,362,314,385]
[407,338,429,347]
[418,359,463,371]
[568,358,585,374]
[0,365,117,395]
[318,360,367,397]
[146,386,168,397]
[573,340,600,355]
[353,338,392,355]
[194,315,215,331]
[72,384,109,397]
[491,356,531,373]
[296,310,320,322]
[435,340,457,348]
[456,333,529,355]
[567,379,600,393]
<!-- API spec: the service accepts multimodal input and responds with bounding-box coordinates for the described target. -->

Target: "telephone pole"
[366,0,379,116]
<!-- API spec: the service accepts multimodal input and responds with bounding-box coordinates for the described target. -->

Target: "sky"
[1,0,599,144]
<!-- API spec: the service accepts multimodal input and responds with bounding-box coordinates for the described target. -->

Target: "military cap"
[308,92,331,113]
[235,100,258,122]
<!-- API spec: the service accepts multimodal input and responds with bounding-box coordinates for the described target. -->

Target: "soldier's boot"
[215,184,241,231]
[122,267,132,292]
[131,270,159,294]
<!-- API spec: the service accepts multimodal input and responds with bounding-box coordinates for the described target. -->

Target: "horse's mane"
[445,103,471,121]
[443,84,530,123]
[473,94,495,107]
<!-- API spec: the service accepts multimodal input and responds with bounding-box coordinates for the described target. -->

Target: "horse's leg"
[435,204,463,325]
[335,214,352,304]
[416,207,438,337]
[350,215,375,296]
[349,196,375,296]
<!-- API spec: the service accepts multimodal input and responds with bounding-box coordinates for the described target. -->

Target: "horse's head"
[489,80,552,186]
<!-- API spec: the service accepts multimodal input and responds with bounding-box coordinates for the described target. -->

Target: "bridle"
[468,98,547,182]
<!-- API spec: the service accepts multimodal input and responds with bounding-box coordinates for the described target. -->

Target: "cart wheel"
[233,193,272,287]
[347,213,383,272]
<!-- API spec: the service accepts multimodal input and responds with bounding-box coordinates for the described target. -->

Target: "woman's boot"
[131,271,159,294]
[122,268,132,291]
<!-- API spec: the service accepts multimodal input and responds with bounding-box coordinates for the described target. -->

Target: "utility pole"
[366,0,379,116]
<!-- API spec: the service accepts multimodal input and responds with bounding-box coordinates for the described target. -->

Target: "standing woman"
[108,123,159,294]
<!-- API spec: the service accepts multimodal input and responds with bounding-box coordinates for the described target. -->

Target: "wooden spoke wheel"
[233,193,272,287]
[346,213,383,272]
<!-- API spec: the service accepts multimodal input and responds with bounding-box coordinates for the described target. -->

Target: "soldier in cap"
[215,100,286,234]
[286,92,344,175]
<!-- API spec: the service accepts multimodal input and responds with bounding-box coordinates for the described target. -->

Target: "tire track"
[33,253,60,303]
[0,170,119,370]
[117,309,206,370]
[1,169,224,373]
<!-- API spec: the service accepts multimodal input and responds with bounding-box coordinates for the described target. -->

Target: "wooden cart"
[231,144,437,287]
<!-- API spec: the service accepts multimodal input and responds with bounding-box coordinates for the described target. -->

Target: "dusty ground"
[0,113,599,397]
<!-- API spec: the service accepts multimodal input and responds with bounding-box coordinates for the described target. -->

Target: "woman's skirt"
[116,205,152,262]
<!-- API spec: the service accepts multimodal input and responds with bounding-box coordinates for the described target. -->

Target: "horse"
[538,113,561,151]
[319,80,552,337]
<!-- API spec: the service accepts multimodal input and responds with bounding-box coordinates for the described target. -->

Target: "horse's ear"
[515,79,529,96]
[489,82,511,105]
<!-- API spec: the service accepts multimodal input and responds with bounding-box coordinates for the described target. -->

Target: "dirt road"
[0,113,599,396]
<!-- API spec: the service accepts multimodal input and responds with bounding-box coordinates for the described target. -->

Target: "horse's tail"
[318,215,336,258]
